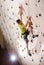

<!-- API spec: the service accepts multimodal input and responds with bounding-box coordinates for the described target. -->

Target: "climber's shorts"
[21,29,29,43]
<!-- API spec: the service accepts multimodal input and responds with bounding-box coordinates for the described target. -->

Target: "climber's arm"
[25,21,29,27]
[22,21,29,28]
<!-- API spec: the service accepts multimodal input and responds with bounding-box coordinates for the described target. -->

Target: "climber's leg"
[29,26,39,38]
[24,30,32,56]
[30,26,33,35]
[24,37,32,56]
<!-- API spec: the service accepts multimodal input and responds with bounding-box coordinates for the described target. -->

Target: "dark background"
[0,46,20,65]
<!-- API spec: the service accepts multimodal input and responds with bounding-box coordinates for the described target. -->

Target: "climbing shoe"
[28,50,32,56]
[32,35,39,38]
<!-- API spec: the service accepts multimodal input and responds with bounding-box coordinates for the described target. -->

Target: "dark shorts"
[21,29,29,43]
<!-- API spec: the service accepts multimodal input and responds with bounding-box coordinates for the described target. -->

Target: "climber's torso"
[18,22,26,34]
[18,22,27,37]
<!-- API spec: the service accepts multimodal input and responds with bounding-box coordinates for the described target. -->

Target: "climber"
[17,5,32,56]
[16,19,32,56]
[16,5,38,56]
[27,16,39,38]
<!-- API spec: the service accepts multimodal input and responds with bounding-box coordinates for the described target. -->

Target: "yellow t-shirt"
[18,23,26,37]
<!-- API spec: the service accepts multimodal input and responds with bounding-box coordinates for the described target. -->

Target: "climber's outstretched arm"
[25,21,29,27]
[18,5,24,21]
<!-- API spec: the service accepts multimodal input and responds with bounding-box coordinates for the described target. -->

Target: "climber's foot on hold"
[28,50,32,56]
[32,35,39,38]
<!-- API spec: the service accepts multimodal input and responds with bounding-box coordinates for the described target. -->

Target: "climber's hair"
[16,19,21,24]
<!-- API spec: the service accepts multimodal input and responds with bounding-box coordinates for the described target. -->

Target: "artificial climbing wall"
[0,0,44,65]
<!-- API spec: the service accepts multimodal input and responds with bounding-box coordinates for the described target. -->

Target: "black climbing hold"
[28,50,32,56]
[42,50,44,52]
[38,0,40,2]
[31,39,33,43]
[11,0,14,1]
[41,57,43,59]
[39,13,41,16]
[36,15,38,18]
[35,50,37,53]
[25,3,28,5]
[36,25,38,27]
[32,35,39,38]
[43,34,44,36]
[40,60,42,62]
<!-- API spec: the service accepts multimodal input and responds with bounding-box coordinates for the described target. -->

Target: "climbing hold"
[36,15,38,18]
[41,57,43,59]
[4,0,6,1]
[11,6,13,9]
[24,57,25,58]
[36,25,38,27]
[35,50,37,53]
[43,34,44,36]
[12,12,14,15]
[7,8,9,11]
[39,13,41,16]
[13,23,15,25]
[32,59,34,61]
[35,4,37,6]
[31,39,33,43]
[39,25,40,27]
[38,0,40,3]
[40,60,42,62]
[11,0,14,1]
[9,17,11,20]
[25,3,28,5]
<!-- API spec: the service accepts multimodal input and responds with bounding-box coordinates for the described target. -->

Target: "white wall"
[0,0,44,65]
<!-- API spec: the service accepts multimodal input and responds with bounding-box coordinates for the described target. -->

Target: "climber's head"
[16,19,21,24]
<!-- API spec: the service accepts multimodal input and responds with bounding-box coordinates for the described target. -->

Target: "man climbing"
[16,5,38,56]
[16,19,32,56]
[16,5,32,56]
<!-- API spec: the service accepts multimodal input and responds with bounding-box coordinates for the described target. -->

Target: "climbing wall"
[0,0,44,65]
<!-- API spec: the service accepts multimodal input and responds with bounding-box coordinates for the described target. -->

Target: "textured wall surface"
[0,29,4,48]
[0,0,44,65]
